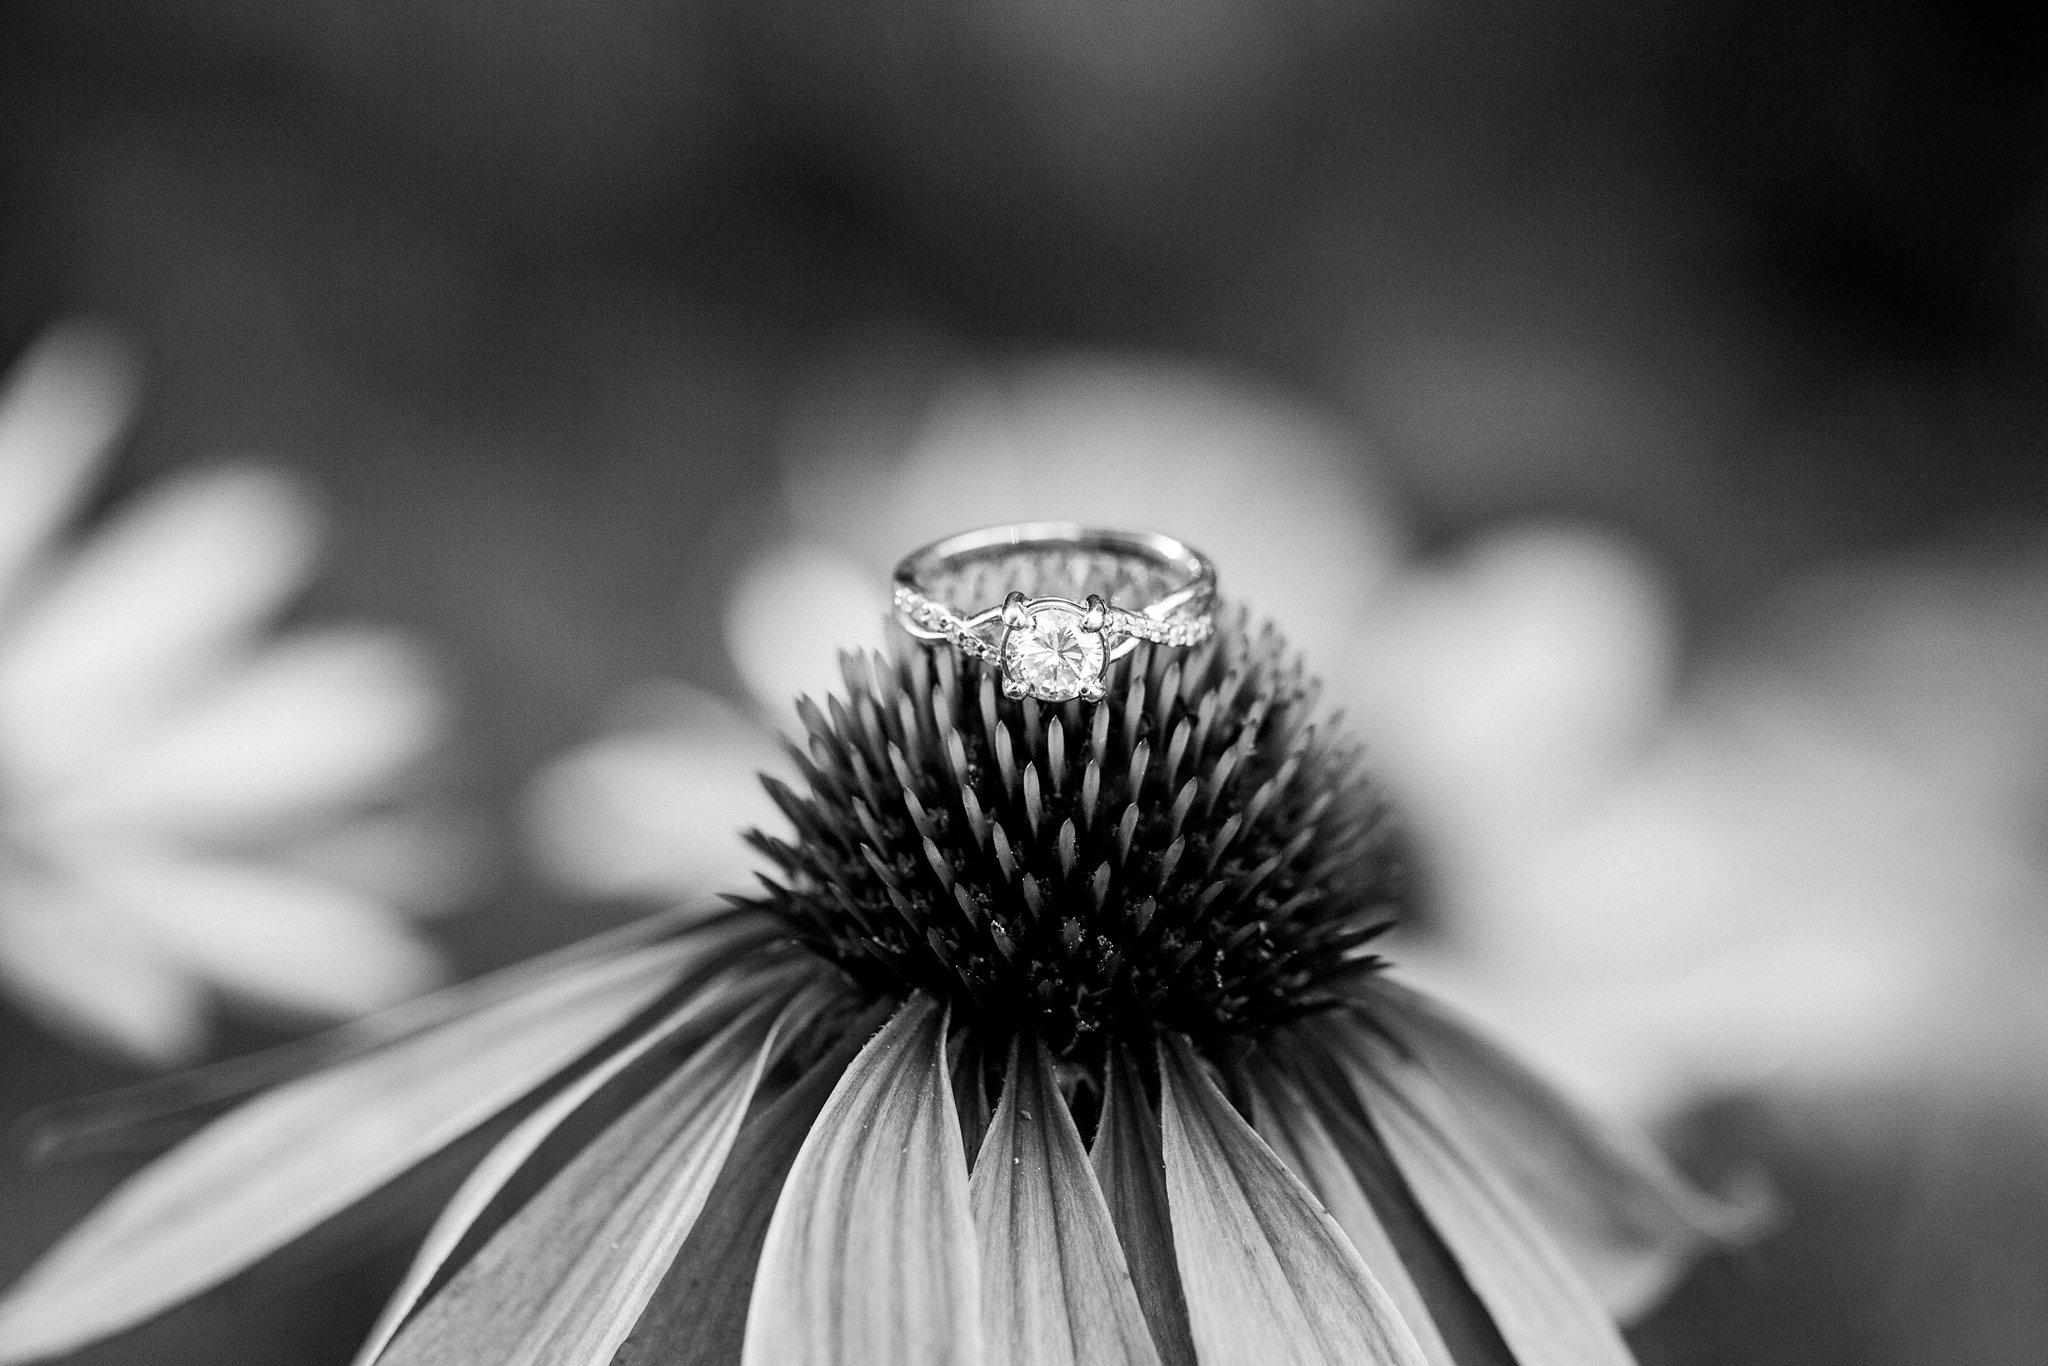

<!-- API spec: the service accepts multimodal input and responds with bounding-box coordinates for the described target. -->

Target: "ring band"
[892,523,1217,702]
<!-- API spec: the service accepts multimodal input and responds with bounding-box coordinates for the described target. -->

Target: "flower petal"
[1330,1020,1640,1366]
[1281,1041,1518,1366]
[0,322,135,606]
[43,629,445,844]
[352,966,824,1366]
[1089,1050,1196,1366]
[0,879,205,1064]
[379,982,815,1366]
[524,694,787,904]
[971,1036,1160,1366]
[0,464,322,793]
[617,1003,886,1366]
[741,993,982,1366]
[21,910,732,1161]
[0,925,746,1364]
[725,543,890,726]
[1358,977,1769,1318]
[1246,1066,1458,1366]
[1155,1034,1429,1366]
[72,852,442,1020]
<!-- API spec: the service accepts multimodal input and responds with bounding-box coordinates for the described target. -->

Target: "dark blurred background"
[2,1,2045,1361]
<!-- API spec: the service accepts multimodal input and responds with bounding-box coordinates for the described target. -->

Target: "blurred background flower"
[3,0,2047,1359]
[0,323,463,1064]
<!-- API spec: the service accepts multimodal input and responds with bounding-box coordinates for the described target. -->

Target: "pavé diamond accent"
[1002,604,1106,702]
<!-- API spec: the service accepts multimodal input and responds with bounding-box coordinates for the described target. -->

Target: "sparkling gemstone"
[1002,603,1106,702]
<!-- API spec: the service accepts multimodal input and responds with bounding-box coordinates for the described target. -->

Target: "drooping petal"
[1089,1050,1196,1366]
[1246,1066,1457,1366]
[1155,1035,1428,1366]
[0,465,321,793]
[352,967,827,1366]
[741,993,982,1366]
[74,851,441,1019]
[0,322,135,607]
[1356,977,1768,1318]
[0,925,751,1364]
[1329,1019,1640,1366]
[42,629,445,844]
[21,910,731,1161]
[379,984,815,1366]
[617,1002,887,1366]
[1279,1045,1516,1366]
[970,1036,1160,1366]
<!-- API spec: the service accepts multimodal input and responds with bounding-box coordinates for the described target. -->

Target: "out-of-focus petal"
[40,629,444,844]
[1089,1048,1197,1366]
[0,323,137,607]
[742,993,981,1366]
[725,542,890,725]
[1356,976,1771,1320]
[0,465,321,792]
[1346,523,1674,872]
[525,686,790,903]
[270,804,487,919]
[0,882,204,1064]
[353,967,821,1366]
[1155,1034,1427,1366]
[0,927,743,1363]
[382,987,808,1366]
[971,1036,1160,1366]
[781,352,1404,668]
[1247,1066,1457,1366]
[72,852,441,1021]
[618,1006,879,1366]
[1330,1020,1639,1366]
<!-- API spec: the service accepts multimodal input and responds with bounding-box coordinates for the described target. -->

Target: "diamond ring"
[892,523,1217,702]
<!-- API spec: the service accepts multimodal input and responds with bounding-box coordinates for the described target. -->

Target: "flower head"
[751,613,1398,1065]
[0,615,1761,1366]
[0,323,455,1062]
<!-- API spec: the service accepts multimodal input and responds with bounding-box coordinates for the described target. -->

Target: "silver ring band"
[892,523,1217,702]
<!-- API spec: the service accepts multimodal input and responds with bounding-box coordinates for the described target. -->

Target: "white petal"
[41,629,444,844]
[1247,1067,1459,1366]
[0,928,735,1362]
[725,543,890,726]
[0,464,321,791]
[743,993,982,1366]
[1155,1035,1428,1366]
[1344,522,1675,867]
[353,970,824,1366]
[0,879,204,1064]
[526,692,790,902]
[1357,977,1769,1320]
[71,851,442,1019]
[382,988,804,1366]
[269,804,487,919]
[971,1036,1160,1366]
[0,322,137,606]
[1331,1021,1640,1366]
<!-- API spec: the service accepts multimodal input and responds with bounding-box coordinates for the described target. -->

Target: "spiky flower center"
[743,613,1402,1066]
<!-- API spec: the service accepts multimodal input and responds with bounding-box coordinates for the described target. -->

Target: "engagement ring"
[892,523,1216,703]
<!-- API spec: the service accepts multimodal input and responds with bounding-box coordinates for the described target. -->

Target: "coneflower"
[0,614,1761,1365]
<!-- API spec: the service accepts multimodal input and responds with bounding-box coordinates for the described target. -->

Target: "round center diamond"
[1003,604,1106,702]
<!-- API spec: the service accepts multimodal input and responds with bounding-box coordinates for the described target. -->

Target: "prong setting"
[1002,591,1030,629]
[1083,594,1107,633]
